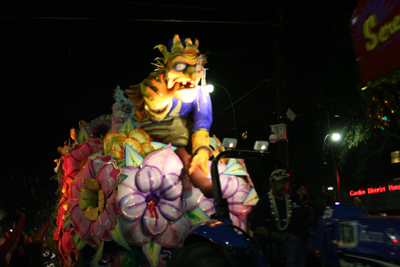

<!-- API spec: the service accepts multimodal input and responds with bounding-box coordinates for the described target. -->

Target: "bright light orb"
[332,133,341,141]
[205,84,214,93]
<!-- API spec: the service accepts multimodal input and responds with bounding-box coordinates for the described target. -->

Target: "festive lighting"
[332,133,341,141]
[205,84,214,93]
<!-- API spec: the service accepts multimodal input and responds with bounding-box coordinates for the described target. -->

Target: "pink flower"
[70,155,120,248]
[117,145,190,249]
[63,139,103,179]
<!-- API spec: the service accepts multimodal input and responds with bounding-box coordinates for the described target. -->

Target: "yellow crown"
[153,34,201,68]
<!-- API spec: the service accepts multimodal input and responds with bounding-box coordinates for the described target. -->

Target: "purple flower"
[117,145,190,248]
[183,161,253,231]
[84,114,112,139]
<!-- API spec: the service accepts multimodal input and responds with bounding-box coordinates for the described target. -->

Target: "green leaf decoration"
[150,141,177,151]
[73,233,86,251]
[92,241,104,267]
[117,158,126,168]
[228,158,239,166]
[186,208,210,226]
[118,117,135,135]
[110,217,131,251]
[121,249,145,267]
[222,162,247,176]
[125,144,143,167]
[242,188,259,206]
[118,173,128,184]
[78,126,89,144]
[63,209,71,229]
[88,151,102,161]
[142,241,161,267]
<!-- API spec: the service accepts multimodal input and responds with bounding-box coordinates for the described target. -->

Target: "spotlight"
[222,138,237,149]
[254,141,269,152]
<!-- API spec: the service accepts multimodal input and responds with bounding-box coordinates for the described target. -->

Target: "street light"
[323,133,341,202]
[205,84,237,135]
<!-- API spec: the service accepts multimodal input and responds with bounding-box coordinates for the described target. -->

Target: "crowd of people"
[0,213,50,267]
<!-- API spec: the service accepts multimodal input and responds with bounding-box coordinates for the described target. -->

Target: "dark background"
[1,0,363,230]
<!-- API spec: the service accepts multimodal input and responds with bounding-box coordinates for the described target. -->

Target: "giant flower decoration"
[70,155,120,248]
[63,139,104,179]
[104,129,154,160]
[83,114,112,140]
[184,160,253,231]
[117,145,190,249]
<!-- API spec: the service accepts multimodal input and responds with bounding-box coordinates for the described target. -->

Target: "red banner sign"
[349,183,400,196]
[350,0,400,86]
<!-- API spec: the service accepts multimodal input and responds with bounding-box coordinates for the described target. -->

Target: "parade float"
[50,34,255,267]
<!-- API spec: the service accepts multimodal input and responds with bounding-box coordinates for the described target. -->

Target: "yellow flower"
[103,129,154,159]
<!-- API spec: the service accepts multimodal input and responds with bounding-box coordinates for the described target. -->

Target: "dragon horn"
[185,38,193,46]
[171,34,184,54]
[154,44,170,59]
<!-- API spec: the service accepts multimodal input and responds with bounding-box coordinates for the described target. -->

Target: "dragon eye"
[173,63,187,72]
[123,106,131,113]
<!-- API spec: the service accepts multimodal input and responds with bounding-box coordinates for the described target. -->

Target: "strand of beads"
[268,191,292,231]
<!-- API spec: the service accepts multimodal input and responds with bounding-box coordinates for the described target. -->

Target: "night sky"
[1,0,361,226]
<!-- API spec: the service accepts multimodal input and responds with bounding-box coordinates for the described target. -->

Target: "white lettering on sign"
[359,225,384,243]
[339,221,358,248]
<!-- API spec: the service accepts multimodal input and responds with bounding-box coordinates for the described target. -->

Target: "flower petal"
[154,215,191,249]
[158,198,183,221]
[198,196,216,216]
[228,188,252,216]
[88,139,104,154]
[63,154,81,178]
[119,193,147,221]
[142,145,183,177]
[70,142,91,162]
[119,218,151,247]
[97,162,120,195]
[220,174,239,199]
[91,206,114,245]
[117,166,140,202]
[183,187,204,212]
[91,155,112,175]
[159,173,182,201]
[106,190,120,223]
[70,204,92,239]
[136,166,163,193]
[143,207,168,236]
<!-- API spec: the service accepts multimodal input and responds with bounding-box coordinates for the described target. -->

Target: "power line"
[0,16,279,26]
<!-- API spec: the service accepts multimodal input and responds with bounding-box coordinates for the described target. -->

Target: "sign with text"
[349,182,400,197]
[350,0,400,86]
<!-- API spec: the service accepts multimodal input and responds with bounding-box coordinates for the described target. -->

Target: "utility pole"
[274,0,289,166]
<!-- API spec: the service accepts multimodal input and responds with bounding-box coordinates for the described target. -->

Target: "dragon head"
[154,34,206,103]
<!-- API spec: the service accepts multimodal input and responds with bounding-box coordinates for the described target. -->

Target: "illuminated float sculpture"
[51,34,253,267]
